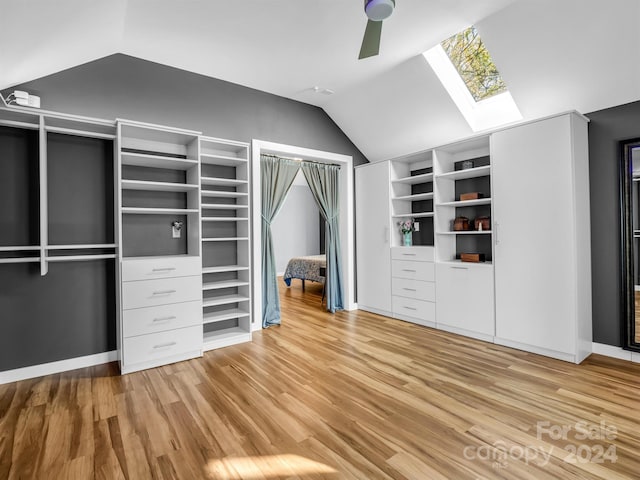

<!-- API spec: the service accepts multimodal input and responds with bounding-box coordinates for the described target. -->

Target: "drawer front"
[123,325,202,367]
[392,277,435,301]
[122,256,201,282]
[123,301,202,338]
[392,296,435,322]
[122,276,202,310]
[391,247,434,262]
[392,260,435,282]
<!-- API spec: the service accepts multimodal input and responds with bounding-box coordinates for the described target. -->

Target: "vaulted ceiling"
[1,0,639,162]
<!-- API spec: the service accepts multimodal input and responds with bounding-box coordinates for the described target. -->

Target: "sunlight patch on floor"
[207,454,337,479]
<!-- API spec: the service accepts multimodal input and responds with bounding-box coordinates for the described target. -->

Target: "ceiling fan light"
[365,0,395,21]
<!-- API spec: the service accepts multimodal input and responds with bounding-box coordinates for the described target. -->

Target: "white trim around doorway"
[251,140,356,331]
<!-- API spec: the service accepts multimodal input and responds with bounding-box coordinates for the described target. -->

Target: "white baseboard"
[592,342,640,363]
[0,350,118,385]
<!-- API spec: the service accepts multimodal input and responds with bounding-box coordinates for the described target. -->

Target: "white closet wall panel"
[355,162,392,314]
[492,114,583,358]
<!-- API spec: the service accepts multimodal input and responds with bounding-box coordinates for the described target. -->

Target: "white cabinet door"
[356,162,392,314]
[492,115,576,355]
[436,263,494,337]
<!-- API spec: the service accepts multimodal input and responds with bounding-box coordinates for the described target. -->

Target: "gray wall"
[587,100,640,346]
[272,179,320,274]
[5,54,368,166]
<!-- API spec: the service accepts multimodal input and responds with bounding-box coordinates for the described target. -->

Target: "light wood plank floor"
[2,280,640,479]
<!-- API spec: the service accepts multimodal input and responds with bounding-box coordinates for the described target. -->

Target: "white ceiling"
[1,0,639,162]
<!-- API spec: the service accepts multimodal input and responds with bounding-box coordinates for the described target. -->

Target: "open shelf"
[121,179,199,192]
[203,294,250,307]
[438,198,492,207]
[121,152,198,170]
[392,212,434,219]
[203,308,250,325]
[203,265,250,274]
[203,327,252,350]
[392,172,434,184]
[393,192,434,201]
[201,204,248,210]
[202,237,249,242]
[436,230,492,235]
[202,217,249,222]
[203,280,250,290]
[201,154,248,166]
[437,259,494,268]
[435,165,491,181]
[201,190,248,198]
[201,177,248,187]
[122,207,199,215]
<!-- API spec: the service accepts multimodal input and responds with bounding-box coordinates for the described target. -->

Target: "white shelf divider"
[121,179,199,192]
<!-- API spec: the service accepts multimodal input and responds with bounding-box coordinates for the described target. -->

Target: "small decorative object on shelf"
[398,219,415,246]
[455,159,475,170]
[474,216,491,231]
[459,192,484,201]
[460,253,486,263]
[453,216,471,231]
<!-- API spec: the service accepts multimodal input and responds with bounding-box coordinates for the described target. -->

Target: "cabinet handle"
[451,266,468,270]
[402,253,416,256]
[495,222,499,245]
[152,316,176,323]
[403,288,417,292]
[403,306,417,311]
[402,269,417,272]
[152,290,176,296]
[153,342,177,349]
[152,267,176,272]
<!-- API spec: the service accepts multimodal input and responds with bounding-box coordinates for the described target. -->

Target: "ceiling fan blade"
[359,20,383,59]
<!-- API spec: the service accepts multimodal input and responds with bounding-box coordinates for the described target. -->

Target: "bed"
[283,254,326,289]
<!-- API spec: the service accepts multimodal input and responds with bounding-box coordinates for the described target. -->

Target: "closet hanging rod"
[260,153,341,169]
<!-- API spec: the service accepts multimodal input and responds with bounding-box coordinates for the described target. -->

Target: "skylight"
[423,26,521,132]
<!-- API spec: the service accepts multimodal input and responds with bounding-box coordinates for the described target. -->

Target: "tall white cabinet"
[355,111,592,364]
[355,161,392,316]
[492,112,592,363]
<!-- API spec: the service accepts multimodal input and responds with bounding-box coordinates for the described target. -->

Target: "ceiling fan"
[359,0,396,59]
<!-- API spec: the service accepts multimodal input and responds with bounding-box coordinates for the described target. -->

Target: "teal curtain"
[302,162,344,313]
[261,155,300,327]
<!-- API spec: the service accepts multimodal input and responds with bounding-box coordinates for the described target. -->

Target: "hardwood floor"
[2,280,640,479]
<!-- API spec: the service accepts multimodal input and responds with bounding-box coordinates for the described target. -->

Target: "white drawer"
[392,260,435,281]
[123,300,202,338]
[392,296,435,323]
[392,277,435,301]
[121,256,201,282]
[122,276,202,310]
[391,247,434,262]
[123,325,202,367]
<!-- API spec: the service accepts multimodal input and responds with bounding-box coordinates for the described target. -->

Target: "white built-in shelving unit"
[199,136,252,351]
[117,120,204,374]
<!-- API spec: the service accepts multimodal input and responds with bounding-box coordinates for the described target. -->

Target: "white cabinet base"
[494,337,579,364]
[438,324,494,344]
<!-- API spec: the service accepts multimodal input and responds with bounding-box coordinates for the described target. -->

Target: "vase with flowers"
[398,219,415,246]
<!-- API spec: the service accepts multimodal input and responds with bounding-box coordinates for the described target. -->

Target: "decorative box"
[460,253,486,263]
[459,192,484,201]
[453,216,471,231]
[474,216,491,231]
